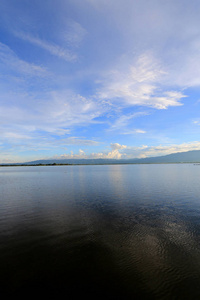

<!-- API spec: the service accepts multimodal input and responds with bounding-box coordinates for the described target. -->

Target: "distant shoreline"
[1,162,200,167]
[2,150,200,166]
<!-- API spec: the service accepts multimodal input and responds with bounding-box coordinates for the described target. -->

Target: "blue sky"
[1,0,200,162]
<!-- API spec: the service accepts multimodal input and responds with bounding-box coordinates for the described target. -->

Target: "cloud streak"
[0,42,48,76]
[14,32,77,62]
[107,111,148,134]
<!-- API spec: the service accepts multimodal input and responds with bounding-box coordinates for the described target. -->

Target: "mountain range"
[2,150,200,166]
[16,150,200,165]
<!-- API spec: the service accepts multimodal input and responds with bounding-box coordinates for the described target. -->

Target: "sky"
[1,0,200,163]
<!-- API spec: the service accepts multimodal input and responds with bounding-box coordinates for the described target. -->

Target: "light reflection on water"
[1,164,200,298]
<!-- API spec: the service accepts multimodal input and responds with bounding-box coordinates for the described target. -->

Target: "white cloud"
[0,89,105,142]
[0,134,100,159]
[98,53,186,109]
[123,141,200,159]
[54,143,127,160]
[79,149,85,155]
[105,143,127,158]
[122,129,146,134]
[85,0,200,89]
[110,143,127,150]
[38,90,105,128]
[0,131,31,140]
[193,120,200,126]
[54,141,200,161]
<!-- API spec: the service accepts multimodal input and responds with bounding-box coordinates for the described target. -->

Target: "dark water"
[1,164,200,298]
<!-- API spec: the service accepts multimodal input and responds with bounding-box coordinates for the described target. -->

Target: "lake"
[1,164,200,298]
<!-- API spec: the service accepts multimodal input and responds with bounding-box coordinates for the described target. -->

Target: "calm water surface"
[1,164,200,298]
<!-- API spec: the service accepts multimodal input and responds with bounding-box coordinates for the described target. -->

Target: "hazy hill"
[21,150,200,165]
[2,150,200,166]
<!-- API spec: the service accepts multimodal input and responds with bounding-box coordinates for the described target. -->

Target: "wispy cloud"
[98,53,186,109]
[0,42,48,76]
[38,90,105,128]
[57,137,99,146]
[108,111,148,134]
[0,132,100,162]
[14,32,77,62]
[62,20,87,48]
[0,89,105,150]
[121,129,146,135]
